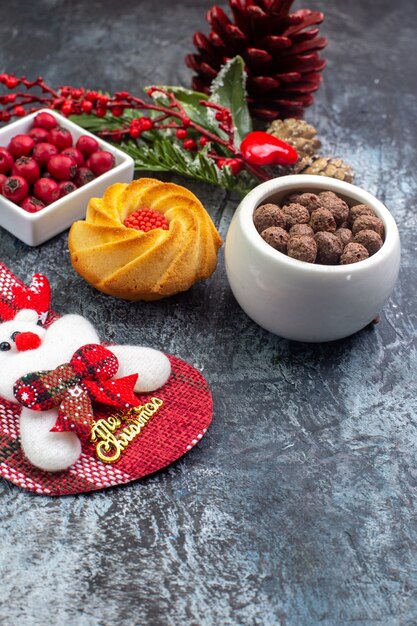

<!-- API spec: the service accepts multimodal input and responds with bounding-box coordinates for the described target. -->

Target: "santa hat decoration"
[0,272,51,323]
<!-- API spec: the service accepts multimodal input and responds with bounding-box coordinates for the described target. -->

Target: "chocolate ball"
[285,192,321,214]
[314,232,342,265]
[261,226,289,254]
[318,191,349,225]
[287,235,317,263]
[253,203,285,233]
[310,208,337,233]
[354,229,384,255]
[349,204,376,225]
[340,242,369,265]
[289,223,314,238]
[282,203,310,229]
[334,227,353,248]
[352,215,384,238]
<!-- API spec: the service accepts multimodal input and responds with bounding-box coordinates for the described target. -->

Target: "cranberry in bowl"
[0,109,134,246]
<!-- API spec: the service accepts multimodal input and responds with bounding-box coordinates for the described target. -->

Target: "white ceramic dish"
[0,109,134,246]
[225,175,401,342]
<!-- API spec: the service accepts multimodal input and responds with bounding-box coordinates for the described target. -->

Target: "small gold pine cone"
[267,118,321,162]
[301,157,354,183]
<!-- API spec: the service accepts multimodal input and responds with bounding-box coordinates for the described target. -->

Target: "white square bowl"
[0,108,134,246]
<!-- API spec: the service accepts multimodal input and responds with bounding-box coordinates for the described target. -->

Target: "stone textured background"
[0,1,416,624]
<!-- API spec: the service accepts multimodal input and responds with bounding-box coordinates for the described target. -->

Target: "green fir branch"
[70,58,262,196]
[121,138,259,196]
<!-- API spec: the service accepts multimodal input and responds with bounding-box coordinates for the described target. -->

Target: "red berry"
[5,76,19,89]
[58,180,77,198]
[129,127,141,139]
[13,106,26,117]
[215,111,226,121]
[81,100,93,113]
[183,139,197,151]
[0,147,14,174]
[61,147,84,167]
[12,157,41,185]
[76,135,99,157]
[73,167,95,187]
[138,117,153,131]
[61,101,73,116]
[86,150,115,176]
[33,178,60,205]
[32,142,59,168]
[86,91,99,102]
[47,155,77,181]
[49,126,73,151]
[199,136,209,146]
[98,95,109,107]
[3,176,29,203]
[8,134,35,158]
[176,129,187,140]
[123,208,169,232]
[33,112,57,130]
[222,158,243,175]
[0,173,7,192]
[28,127,51,144]
[181,116,191,127]
[71,89,83,99]
[20,196,45,213]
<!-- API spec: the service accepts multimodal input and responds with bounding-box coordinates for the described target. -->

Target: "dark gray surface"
[0,1,416,625]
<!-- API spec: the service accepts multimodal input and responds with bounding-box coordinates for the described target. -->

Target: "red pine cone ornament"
[186,0,327,120]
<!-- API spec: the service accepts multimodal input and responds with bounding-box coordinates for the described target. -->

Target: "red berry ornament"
[123,208,169,232]
[58,180,77,198]
[28,127,51,144]
[0,147,14,174]
[20,196,46,213]
[49,126,73,151]
[8,134,35,158]
[33,178,60,205]
[3,176,29,203]
[87,151,115,176]
[73,167,95,187]
[32,142,59,168]
[176,129,187,140]
[12,157,41,185]
[47,155,77,180]
[240,131,298,166]
[76,135,99,158]
[61,147,84,167]
[33,112,57,130]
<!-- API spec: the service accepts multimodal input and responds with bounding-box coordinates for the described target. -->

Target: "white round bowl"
[225,175,401,342]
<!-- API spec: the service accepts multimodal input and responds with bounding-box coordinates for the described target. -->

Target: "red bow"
[13,344,139,437]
